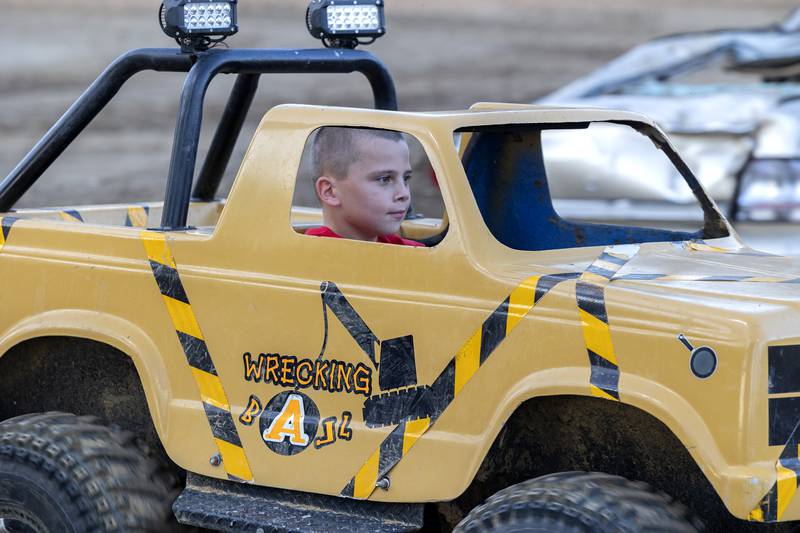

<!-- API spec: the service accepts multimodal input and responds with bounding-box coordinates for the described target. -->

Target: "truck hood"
[500,241,800,303]
[618,243,800,282]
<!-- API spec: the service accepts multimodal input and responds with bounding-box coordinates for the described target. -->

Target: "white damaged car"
[540,8,800,224]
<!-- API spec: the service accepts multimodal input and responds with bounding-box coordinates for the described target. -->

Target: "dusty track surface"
[1,0,798,253]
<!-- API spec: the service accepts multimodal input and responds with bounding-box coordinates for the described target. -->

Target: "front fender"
[384,367,767,519]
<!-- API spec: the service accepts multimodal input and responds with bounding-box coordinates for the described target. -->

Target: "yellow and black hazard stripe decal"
[341,416,432,499]
[342,273,580,499]
[52,206,150,227]
[140,231,253,483]
[125,206,149,228]
[362,273,581,428]
[750,420,800,522]
[0,217,18,251]
[751,344,800,522]
[58,209,84,223]
[576,247,639,401]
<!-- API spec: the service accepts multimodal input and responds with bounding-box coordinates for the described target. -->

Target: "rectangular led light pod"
[162,0,238,37]
[307,0,385,40]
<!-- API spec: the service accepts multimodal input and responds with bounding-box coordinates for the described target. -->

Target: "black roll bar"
[192,73,260,202]
[0,47,398,229]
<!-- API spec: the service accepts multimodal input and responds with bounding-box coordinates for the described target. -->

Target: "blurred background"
[1,0,798,252]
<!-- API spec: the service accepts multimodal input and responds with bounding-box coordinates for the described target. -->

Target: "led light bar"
[161,0,238,44]
[307,0,386,48]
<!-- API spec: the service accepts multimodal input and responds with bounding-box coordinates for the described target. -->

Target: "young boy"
[306,127,423,247]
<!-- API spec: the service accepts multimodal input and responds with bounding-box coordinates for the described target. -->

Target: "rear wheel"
[0,412,180,532]
[454,471,702,532]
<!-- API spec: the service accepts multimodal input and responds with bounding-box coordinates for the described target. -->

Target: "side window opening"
[290,126,447,247]
[460,122,726,251]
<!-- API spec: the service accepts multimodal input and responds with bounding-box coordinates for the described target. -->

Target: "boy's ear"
[315,176,341,207]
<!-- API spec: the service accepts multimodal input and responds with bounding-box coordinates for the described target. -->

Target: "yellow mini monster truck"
[1,3,800,533]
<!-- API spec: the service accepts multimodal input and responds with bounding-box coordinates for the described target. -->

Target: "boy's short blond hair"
[312,126,405,181]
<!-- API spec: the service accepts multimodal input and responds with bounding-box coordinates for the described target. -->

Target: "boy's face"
[319,136,412,240]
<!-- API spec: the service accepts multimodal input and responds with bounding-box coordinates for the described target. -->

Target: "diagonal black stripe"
[1,217,18,242]
[586,265,616,279]
[587,349,618,372]
[598,252,627,266]
[588,349,619,398]
[202,402,242,447]
[576,281,608,323]
[149,260,190,304]
[428,359,455,422]
[480,298,509,365]
[178,332,217,375]
[340,478,355,498]
[760,484,778,522]
[125,205,151,227]
[596,385,620,400]
[534,272,580,304]
[64,209,83,222]
[378,422,406,479]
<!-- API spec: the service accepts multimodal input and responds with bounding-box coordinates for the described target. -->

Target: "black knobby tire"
[454,471,703,533]
[0,412,180,532]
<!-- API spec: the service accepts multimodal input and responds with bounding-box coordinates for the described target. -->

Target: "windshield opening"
[456,121,728,251]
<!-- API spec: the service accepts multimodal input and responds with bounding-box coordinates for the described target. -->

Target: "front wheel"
[454,471,702,532]
[0,412,180,532]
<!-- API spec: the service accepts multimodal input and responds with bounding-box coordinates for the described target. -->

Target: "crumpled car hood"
[542,9,800,104]
[537,8,800,206]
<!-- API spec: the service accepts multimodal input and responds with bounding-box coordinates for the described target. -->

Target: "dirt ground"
[1,0,798,254]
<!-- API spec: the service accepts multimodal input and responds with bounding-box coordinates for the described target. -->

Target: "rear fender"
[0,309,171,437]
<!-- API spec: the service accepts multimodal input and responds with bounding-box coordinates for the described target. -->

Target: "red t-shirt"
[306,226,424,247]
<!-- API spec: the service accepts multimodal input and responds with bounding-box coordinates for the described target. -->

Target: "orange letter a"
[263,394,310,446]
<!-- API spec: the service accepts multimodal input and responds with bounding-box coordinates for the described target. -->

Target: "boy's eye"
[377,175,392,184]
[404,174,412,183]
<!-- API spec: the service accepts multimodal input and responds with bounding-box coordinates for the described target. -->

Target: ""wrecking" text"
[243,352,372,397]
